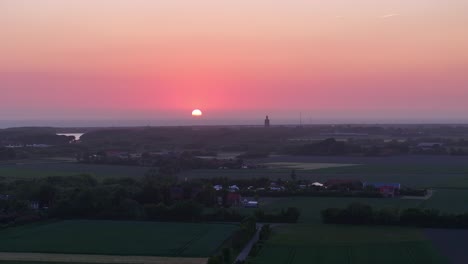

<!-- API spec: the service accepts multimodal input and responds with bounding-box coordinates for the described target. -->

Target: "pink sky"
[1,0,467,123]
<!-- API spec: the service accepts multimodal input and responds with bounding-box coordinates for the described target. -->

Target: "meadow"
[418,189,468,213]
[263,162,357,170]
[0,162,148,180]
[249,224,449,264]
[0,220,238,258]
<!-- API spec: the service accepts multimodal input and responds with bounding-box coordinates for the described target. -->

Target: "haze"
[1,0,468,124]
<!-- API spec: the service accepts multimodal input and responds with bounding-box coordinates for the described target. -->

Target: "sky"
[1,0,468,125]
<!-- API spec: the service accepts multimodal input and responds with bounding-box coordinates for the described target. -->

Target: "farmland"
[0,253,207,264]
[0,162,148,180]
[249,224,449,264]
[0,220,238,257]
[419,189,468,213]
[263,162,358,170]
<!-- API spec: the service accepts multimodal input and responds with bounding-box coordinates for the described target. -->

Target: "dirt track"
[0,252,207,264]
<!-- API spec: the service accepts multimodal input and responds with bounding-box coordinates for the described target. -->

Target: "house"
[363,182,401,197]
[244,201,259,208]
[0,194,13,200]
[226,192,242,207]
[417,142,444,149]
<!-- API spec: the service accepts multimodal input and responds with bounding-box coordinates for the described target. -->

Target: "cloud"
[380,13,400,19]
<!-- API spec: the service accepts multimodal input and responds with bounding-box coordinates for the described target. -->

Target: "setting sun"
[192,109,203,117]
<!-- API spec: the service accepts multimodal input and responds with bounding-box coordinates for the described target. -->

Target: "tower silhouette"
[264,115,270,128]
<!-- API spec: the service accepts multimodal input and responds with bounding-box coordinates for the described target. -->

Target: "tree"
[222,248,232,264]
[290,169,297,181]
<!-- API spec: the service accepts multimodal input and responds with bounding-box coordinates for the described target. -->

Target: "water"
[56,133,84,140]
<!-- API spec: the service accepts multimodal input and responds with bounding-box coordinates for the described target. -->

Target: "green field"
[0,162,148,180]
[0,260,102,264]
[264,162,358,170]
[419,189,468,213]
[0,220,238,257]
[249,224,449,264]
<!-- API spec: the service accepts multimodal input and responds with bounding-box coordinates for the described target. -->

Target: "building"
[264,115,270,128]
[244,201,259,208]
[363,182,401,198]
[226,192,242,207]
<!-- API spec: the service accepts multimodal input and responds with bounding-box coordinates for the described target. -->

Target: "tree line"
[322,203,468,228]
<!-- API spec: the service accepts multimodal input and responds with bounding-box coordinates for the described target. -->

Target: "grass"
[0,260,110,264]
[263,162,358,170]
[419,189,468,214]
[0,220,238,258]
[313,164,468,175]
[249,224,449,264]
[0,262,95,264]
[0,163,149,180]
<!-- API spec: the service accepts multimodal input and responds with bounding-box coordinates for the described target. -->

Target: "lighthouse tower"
[264,115,270,128]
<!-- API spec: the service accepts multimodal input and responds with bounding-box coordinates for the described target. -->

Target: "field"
[0,253,206,264]
[249,224,449,264]
[419,189,468,213]
[263,162,357,170]
[0,220,238,258]
[0,162,148,180]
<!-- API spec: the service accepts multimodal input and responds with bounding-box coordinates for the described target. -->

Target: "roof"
[364,182,401,189]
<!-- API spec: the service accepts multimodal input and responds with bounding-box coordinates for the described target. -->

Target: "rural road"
[235,223,284,263]
[0,252,206,264]
[235,224,263,263]
[401,189,433,200]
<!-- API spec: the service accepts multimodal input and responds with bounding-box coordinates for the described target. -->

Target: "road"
[235,224,263,263]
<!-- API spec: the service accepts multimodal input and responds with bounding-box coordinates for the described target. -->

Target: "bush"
[322,203,468,229]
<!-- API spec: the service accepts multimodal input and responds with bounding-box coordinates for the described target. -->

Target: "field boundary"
[0,252,207,264]
[401,189,433,200]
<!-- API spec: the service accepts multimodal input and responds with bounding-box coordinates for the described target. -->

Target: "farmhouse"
[244,200,259,208]
[226,192,242,206]
[364,182,401,197]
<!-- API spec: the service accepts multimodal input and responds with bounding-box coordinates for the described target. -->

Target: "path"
[234,224,284,263]
[0,252,206,264]
[235,224,263,263]
[401,189,433,200]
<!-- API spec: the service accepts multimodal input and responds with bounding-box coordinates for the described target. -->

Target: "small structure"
[226,192,242,207]
[417,142,444,149]
[244,201,259,208]
[364,182,401,198]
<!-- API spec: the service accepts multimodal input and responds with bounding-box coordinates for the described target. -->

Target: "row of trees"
[78,151,245,170]
[2,170,301,225]
[322,203,468,228]
[207,216,257,264]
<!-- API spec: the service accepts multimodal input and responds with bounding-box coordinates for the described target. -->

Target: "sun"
[192,109,203,117]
